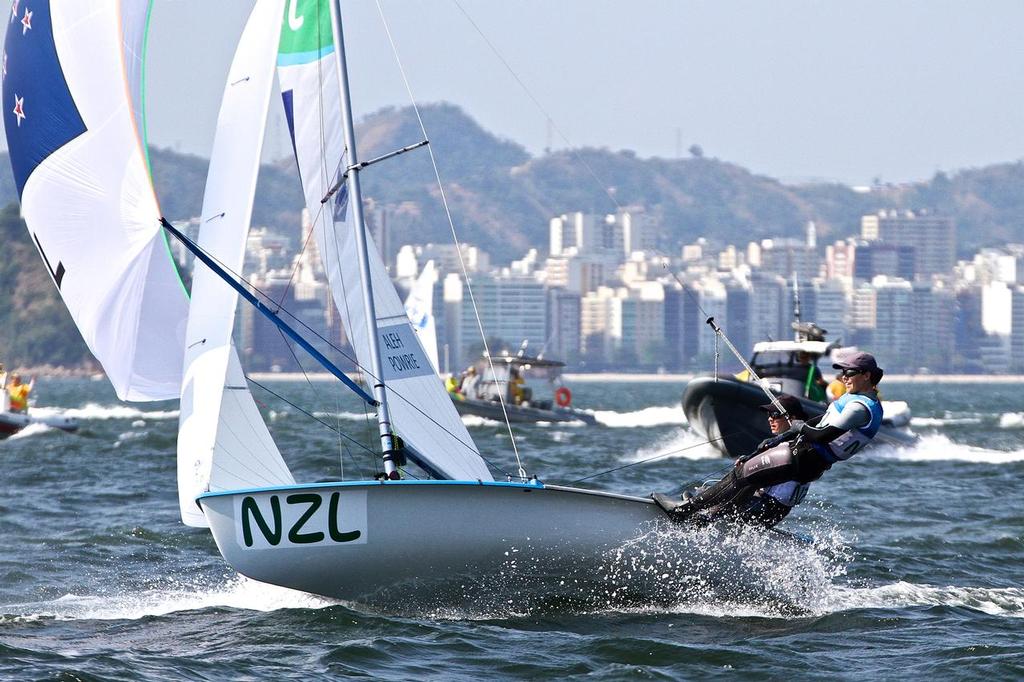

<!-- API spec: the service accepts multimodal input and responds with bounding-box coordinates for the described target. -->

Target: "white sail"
[2,1,188,401]
[404,260,440,373]
[277,2,491,481]
[177,0,294,527]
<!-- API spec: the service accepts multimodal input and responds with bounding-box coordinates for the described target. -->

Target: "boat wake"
[625,428,723,463]
[998,412,1024,429]
[0,576,333,622]
[820,581,1024,618]
[910,415,985,427]
[5,423,52,440]
[29,404,179,421]
[592,405,684,428]
[866,433,1024,464]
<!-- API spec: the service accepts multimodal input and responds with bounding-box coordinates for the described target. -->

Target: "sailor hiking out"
[657,351,884,524]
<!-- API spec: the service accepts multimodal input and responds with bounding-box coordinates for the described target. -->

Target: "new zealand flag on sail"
[3,1,87,198]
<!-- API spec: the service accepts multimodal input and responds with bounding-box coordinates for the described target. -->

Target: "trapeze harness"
[681,392,883,517]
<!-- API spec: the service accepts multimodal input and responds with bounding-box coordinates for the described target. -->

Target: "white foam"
[2,576,334,621]
[593,405,684,428]
[998,412,1024,429]
[625,428,723,463]
[29,404,178,421]
[910,416,984,427]
[824,581,1024,618]
[312,410,376,422]
[6,422,52,440]
[461,415,495,428]
[867,433,1024,464]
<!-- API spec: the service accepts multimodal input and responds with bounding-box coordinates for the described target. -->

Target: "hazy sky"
[6,1,1024,185]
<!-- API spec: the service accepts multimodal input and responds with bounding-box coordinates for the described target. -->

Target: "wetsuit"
[741,480,811,528]
[678,391,883,519]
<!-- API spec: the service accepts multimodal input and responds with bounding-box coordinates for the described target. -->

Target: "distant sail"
[177,0,294,527]
[404,260,441,373]
[2,2,188,401]
[277,2,491,481]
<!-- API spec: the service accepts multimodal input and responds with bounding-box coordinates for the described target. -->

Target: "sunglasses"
[767,411,785,419]
[840,368,866,378]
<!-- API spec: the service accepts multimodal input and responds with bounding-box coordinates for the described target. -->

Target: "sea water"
[1,378,1022,679]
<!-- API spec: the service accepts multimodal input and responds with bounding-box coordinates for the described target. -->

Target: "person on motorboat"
[460,366,479,400]
[657,351,883,523]
[826,371,847,401]
[797,351,829,402]
[509,368,526,405]
[7,373,34,414]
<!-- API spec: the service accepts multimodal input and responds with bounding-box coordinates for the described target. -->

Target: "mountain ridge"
[0,102,1022,367]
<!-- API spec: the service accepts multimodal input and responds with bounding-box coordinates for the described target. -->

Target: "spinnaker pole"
[328,0,401,479]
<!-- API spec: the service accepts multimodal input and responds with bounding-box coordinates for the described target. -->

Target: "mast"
[792,272,801,341]
[328,1,400,479]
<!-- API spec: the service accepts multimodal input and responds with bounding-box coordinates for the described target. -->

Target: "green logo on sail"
[279,0,335,64]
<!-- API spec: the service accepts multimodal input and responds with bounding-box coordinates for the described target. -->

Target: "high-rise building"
[664,280,704,370]
[748,272,788,343]
[824,239,856,281]
[759,238,820,280]
[1011,286,1024,371]
[861,210,956,280]
[911,281,955,373]
[546,288,582,366]
[450,273,548,367]
[813,279,850,344]
[853,241,915,281]
[871,277,915,371]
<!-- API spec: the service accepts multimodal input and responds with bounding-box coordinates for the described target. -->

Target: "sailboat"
[4,0,695,604]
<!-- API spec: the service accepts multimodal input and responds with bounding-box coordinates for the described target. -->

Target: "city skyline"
[223,202,1024,376]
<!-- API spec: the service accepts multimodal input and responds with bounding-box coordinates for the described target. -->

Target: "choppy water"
[2,378,1023,679]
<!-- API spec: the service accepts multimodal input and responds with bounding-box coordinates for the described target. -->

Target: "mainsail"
[177,0,294,527]
[277,1,491,481]
[2,1,188,401]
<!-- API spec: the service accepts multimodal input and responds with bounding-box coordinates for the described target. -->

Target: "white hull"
[200,481,675,605]
[0,410,79,438]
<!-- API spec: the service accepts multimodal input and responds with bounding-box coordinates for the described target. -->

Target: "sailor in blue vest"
[657,352,884,522]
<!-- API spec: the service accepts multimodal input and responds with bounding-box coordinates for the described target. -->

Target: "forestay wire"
[373,0,528,479]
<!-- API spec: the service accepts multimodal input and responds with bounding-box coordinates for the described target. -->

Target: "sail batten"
[278,1,492,482]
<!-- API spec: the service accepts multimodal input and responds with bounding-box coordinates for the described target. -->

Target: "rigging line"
[219,383,293,481]
[373,0,526,480]
[274,217,319,310]
[169,218,494,473]
[663,261,713,320]
[247,376,378,458]
[269,321,350,458]
[449,0,622,214]
[565,433,739,485]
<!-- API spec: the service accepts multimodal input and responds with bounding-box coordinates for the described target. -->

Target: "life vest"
[8,384,30,412]
[813,392,883,463]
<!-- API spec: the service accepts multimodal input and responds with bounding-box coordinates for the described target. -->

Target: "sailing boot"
[652,492,689,514]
